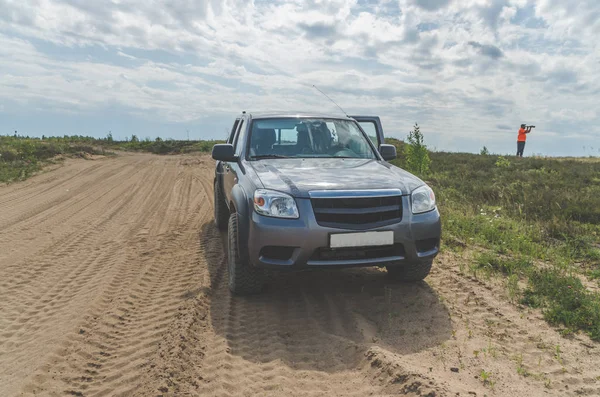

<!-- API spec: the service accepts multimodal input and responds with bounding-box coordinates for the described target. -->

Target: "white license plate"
[329,231,394,249]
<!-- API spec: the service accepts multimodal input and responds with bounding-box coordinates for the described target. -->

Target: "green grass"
[0,134,224,183]
[1,135,111,183]
[387,138,600,340]
[522,269,600,340]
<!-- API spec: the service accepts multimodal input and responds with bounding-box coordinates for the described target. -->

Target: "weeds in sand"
[554,345,563,365]
[507,274,520,302]
[481,340,497,359]
[457,348,465,370]
[479,369,495,388]
[437,343,448,368]
[486,340,497,358]
[468,263,479,278]
[544,378,552,389]
[476,253,533,277]
[514,354,528,376]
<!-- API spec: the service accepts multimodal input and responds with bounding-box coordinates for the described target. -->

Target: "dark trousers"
[517,141,526,157]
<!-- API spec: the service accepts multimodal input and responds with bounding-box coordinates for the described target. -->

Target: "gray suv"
[212,112,441,295]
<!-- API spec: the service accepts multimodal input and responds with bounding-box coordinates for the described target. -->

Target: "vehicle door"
[217,118,239,196]
[223,117,247,203]
[350,116,385,148]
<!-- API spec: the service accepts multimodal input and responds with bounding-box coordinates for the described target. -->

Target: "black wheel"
[227,213,265,295]
[386,260,433,282]
[214,180,229,231]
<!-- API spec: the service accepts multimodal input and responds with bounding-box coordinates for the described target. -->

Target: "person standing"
[517,124,533,157]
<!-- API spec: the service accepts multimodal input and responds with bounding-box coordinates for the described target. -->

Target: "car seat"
[251,128,276,156]
[295,124,313,154]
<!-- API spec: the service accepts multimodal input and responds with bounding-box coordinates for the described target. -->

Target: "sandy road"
[1,153,599,397]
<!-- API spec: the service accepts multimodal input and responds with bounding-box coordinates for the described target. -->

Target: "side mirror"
[378,144,396,161]
[212,144,237,162]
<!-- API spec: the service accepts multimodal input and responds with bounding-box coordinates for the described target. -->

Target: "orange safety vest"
[517,128,527,142]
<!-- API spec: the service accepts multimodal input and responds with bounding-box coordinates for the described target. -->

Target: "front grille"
[311,195,402,229]
[310,244,405,262]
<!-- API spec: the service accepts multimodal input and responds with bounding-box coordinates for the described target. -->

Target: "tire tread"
[214,181,229,231]
[228,213,264,295]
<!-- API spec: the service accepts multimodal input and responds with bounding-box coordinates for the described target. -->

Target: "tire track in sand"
[131,217,448,397]
[0,157,164,394]
[15,157,214,397]
[0,155,211,396]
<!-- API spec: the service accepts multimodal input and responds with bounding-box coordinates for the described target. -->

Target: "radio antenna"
[312,85,348,117]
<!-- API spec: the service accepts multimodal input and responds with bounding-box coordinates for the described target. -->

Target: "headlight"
[254,189,299,219]
[411,185,436,214]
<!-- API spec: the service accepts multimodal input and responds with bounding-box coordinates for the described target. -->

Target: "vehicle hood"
[249,158,424,198]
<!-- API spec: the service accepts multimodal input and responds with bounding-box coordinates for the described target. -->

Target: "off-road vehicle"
[213,112,441,294]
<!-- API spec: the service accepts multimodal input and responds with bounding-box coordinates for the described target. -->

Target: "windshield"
[247,118,377,160]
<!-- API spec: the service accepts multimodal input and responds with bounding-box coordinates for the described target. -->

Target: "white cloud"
[0,0,598,155]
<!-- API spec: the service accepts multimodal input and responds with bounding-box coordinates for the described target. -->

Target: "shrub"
[495,156,511,168]
[0,147,20,162]
[404,123,431,176]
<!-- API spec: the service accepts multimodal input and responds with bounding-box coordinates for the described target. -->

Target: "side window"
[358,121,379,147]
[228,119,240,143]
[233,119,246,156]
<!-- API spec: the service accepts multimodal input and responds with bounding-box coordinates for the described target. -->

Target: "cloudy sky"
[1,0,599,156]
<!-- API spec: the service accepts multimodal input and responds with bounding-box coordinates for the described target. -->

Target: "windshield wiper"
[250,154,291,160]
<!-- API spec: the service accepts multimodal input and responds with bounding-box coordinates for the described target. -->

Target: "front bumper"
[247,197,441,269]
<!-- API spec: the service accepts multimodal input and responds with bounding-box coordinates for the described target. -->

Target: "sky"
[0,0,599,156]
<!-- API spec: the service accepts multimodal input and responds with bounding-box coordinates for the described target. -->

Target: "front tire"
[386,260,433,282]
[227,213,265,295]
[214,181,229,231]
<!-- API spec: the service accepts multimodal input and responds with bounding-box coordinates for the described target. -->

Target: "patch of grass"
[507,274,520,302]
[1,134,225,183]
[479,369,495,388]
[514,353,528,376]
[475,252,533,276]
[389,140,600,340]
[481,340,498,359]
[0,160,41,182]
[522,268,600,340]
[0,135,109,183]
